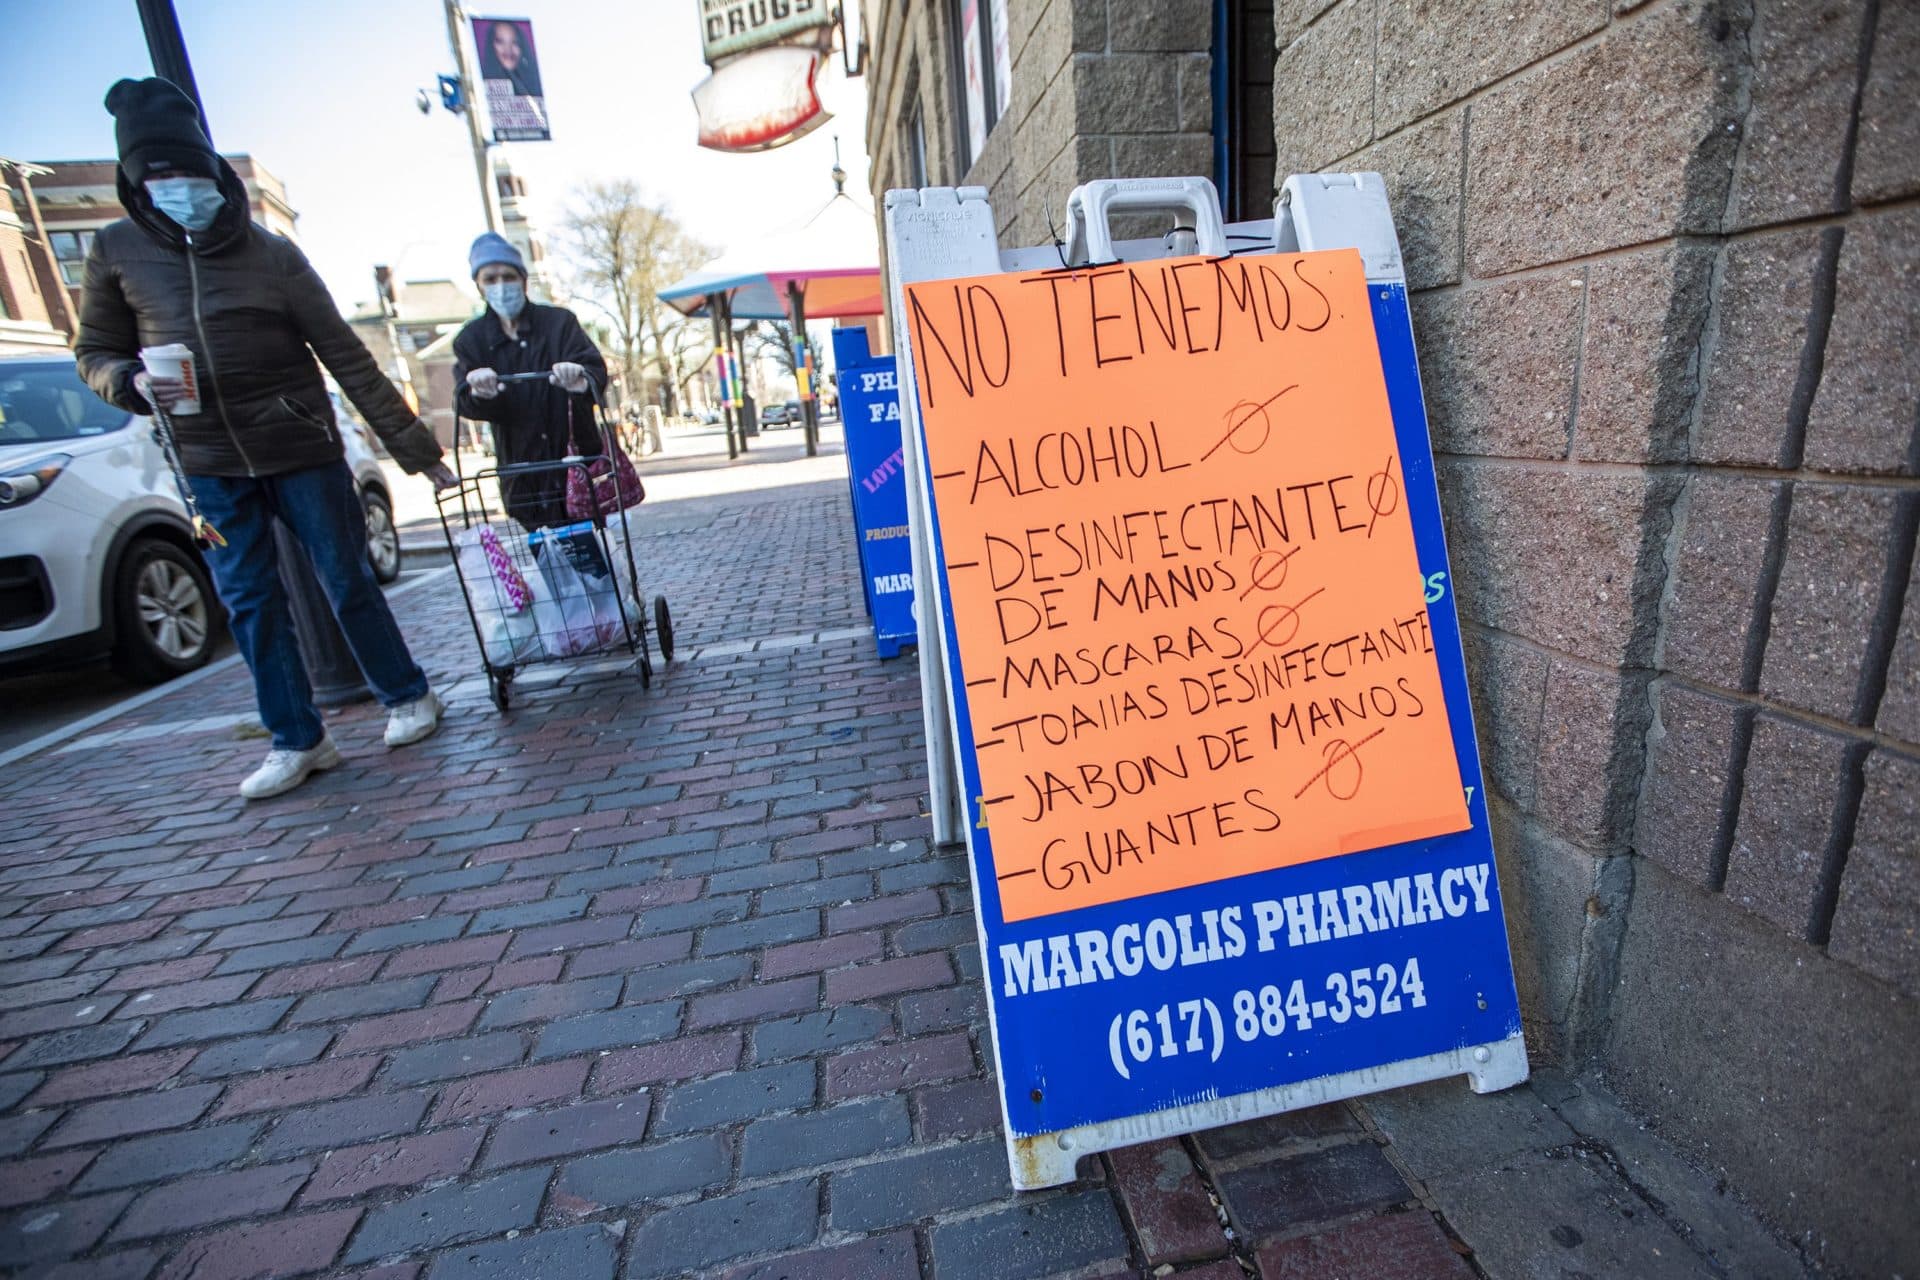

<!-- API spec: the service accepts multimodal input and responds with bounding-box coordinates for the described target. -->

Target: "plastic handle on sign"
[1063,177,1229,265]
[1281,173,1407,285]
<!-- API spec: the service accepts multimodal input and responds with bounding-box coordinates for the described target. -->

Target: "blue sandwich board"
[833,326,917,659]
[882,176,1528,1189]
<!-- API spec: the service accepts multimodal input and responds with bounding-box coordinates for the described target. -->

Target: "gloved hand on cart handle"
[551,362,591,394]
[466,367,501,399]
[133,370,189,411]
[424,461,459,491]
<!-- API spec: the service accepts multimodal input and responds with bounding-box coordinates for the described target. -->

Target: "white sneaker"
[238,736,342,800]
[385,689,444,748]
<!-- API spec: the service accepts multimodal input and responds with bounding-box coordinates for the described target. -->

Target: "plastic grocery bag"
[479,610,540,667]
[529,522,622,655]
[455,526,541,665]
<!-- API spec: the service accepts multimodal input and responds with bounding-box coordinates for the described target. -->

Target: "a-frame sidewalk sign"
[883,175,1529,1189]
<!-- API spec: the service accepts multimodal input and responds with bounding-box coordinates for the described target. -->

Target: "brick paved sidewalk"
[0,452,1808,1278]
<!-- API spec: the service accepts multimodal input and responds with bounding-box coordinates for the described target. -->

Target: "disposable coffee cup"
[139,343,202,415]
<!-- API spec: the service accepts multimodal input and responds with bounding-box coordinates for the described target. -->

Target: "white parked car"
[0,356,399,685]
[331,391,403,587]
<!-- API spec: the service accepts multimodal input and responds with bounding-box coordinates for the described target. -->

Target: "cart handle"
[493,370,606,396]
[490,455,611,479]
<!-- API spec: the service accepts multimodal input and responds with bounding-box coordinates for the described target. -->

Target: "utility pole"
[133,0,204,114]
[444,0,503,234]
[133,0,373,707]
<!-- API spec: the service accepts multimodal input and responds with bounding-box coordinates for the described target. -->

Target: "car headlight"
[0,454,71,508]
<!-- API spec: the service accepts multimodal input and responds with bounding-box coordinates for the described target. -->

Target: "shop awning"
[658,190,882,321]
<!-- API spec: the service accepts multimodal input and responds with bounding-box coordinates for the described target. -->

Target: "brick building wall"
[0,196,68,353]
[21,156,300,322]
[864,0,1916,1269]
[0,213,55,328]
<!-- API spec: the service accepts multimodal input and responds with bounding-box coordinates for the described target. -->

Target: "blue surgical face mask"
[144,177,225,232]
[483,280,526,320]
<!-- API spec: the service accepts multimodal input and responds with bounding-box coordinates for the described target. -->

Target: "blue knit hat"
[468,232,525,279]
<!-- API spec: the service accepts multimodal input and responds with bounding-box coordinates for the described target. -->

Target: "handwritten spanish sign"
[906,250,1469,922]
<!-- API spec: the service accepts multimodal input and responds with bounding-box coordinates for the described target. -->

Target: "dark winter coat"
[74,157,442,478]
[452,302,608,531]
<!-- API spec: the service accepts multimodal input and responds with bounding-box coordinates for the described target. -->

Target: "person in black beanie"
[74,77,459,800]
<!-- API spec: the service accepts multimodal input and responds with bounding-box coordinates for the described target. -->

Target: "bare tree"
[748,320,821,388]
[555,180,714,441]
[665,322,713,409]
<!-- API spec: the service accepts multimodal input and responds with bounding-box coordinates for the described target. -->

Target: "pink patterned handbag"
[564,404,645,522]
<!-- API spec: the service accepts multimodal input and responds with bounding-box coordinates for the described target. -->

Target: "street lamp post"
[134,0,373,707]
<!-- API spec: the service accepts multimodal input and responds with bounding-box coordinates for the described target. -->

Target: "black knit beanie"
[105,78,220,183]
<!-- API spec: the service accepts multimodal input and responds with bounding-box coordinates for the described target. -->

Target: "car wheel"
[363,488,401,584]
[110,538,219,684]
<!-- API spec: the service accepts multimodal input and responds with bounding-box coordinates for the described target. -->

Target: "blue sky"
[2,0,872,310]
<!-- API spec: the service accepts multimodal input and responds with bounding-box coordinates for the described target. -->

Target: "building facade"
[493,159,553,303]
[861,1,1917,1272]
[0,164,70,355]
[349,279,480,448]
[3,154,299,343]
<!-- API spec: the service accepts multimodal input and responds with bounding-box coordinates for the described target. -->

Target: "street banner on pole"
[472,16,550,141]
[833,326,915,659]
[890,180,1527,1189]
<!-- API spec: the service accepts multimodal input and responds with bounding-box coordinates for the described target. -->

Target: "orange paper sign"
[906,249,1470,923]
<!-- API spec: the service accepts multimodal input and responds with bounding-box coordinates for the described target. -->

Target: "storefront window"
[950,0,1003,171]
[991,0,1011,122]
[1213,0,1277,221]
[50,231,94,288]
[907,100,930,188]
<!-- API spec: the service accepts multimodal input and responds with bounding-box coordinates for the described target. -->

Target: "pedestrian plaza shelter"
[660,187,882,322]
[659,190,882,453]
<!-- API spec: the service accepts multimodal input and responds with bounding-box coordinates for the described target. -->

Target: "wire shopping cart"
[435,374,673,711]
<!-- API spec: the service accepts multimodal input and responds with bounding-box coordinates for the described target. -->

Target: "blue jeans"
[191,461,429,750]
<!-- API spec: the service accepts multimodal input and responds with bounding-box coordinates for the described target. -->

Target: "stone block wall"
[974,0,1215,246]
[861,0,957,203]
[863,0,1916,1263]
[1276,0,1918,1267]
[862,0,1214,259]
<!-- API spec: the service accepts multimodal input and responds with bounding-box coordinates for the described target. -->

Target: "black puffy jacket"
[452,302,608,530]
[74,158,442,478]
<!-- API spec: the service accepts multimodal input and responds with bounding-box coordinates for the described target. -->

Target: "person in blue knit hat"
[452,232,609,531]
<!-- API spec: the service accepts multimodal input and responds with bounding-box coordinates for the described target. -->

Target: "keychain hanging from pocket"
[148,401,226,548]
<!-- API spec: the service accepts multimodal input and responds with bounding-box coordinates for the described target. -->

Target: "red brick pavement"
[0,473,1491,1278]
